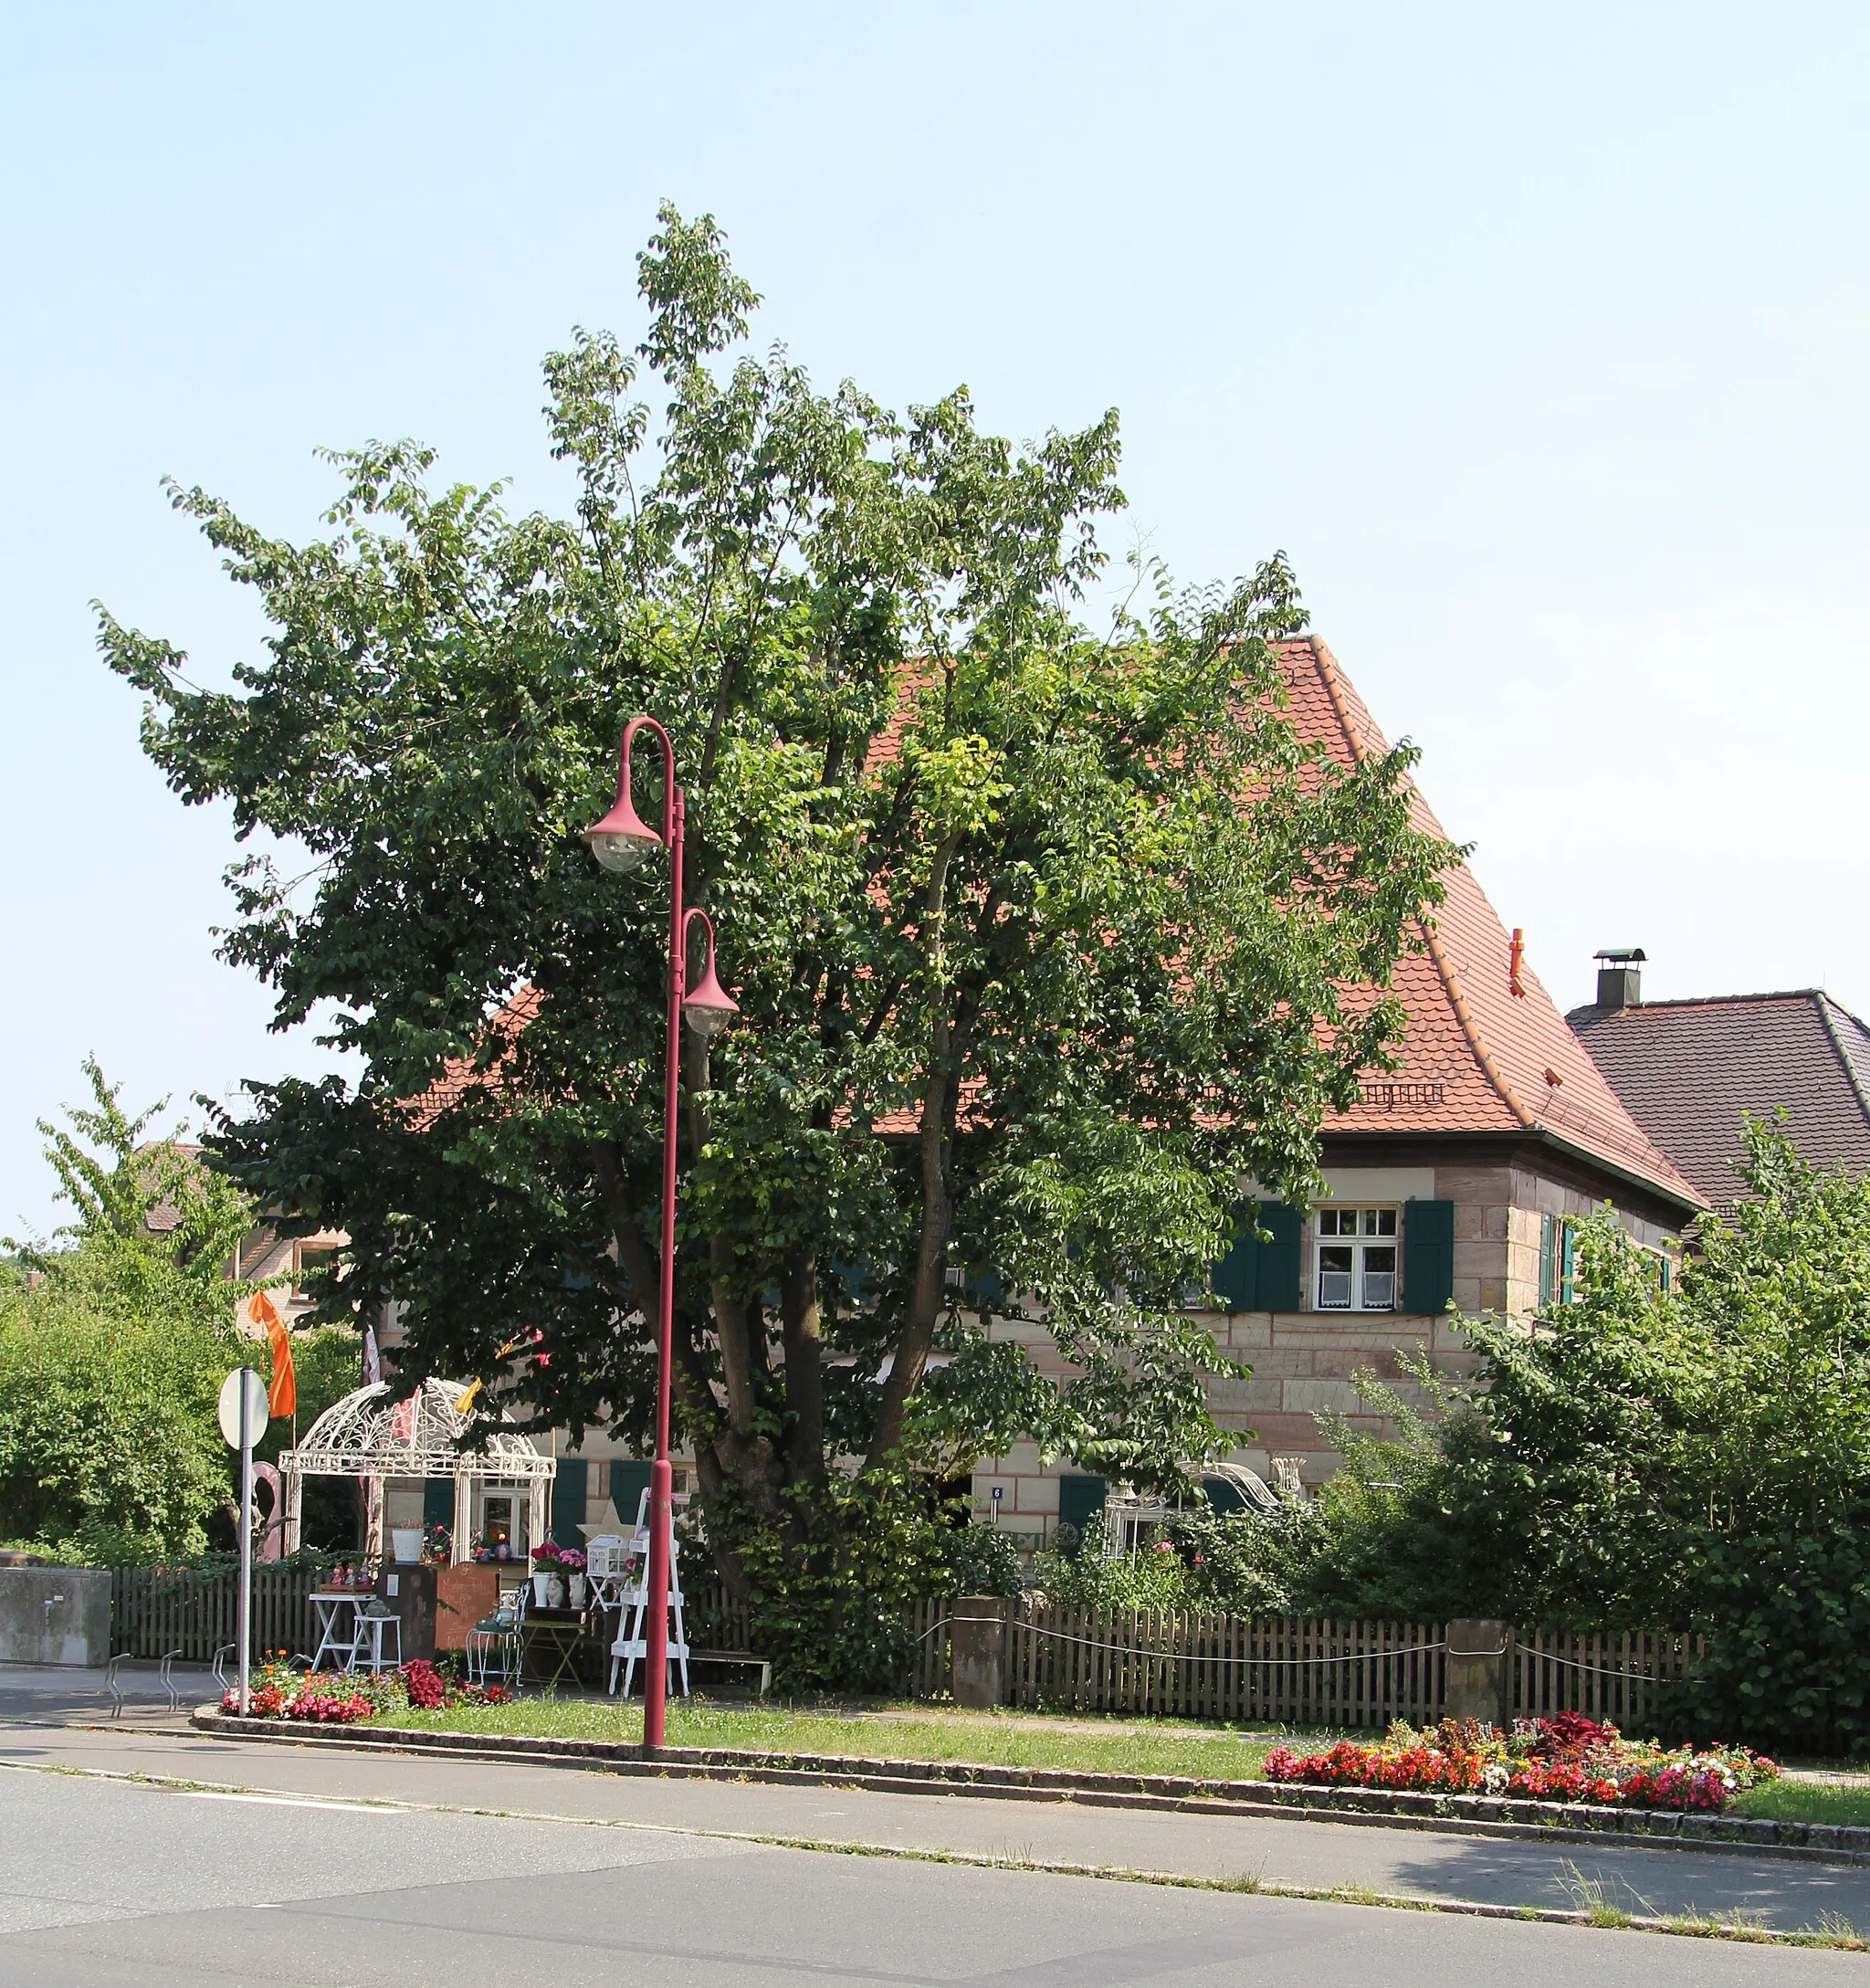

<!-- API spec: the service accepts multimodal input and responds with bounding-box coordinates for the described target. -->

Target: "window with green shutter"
[1560,1220,1578,1305]
[608,1458,653,1529]
[1402,1199,1455,1314]
[1539,1213,1556,1310]
[422,1478,454,1531]
[551,1457,588,1548]
[1209,1203,1302,1312]
[1056,1472,1107,1545]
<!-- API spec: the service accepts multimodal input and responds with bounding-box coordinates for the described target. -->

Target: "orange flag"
[245,1288,296,1417]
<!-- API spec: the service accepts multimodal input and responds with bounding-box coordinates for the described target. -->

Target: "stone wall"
[0,1567,110,1667]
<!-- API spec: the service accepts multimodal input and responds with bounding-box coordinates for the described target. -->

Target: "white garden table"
[308,1592,366,1671]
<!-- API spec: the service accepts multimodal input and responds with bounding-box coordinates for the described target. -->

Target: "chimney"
[1593,947,1645,1010]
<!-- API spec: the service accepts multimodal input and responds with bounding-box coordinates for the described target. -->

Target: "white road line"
[178,1790,397,1813]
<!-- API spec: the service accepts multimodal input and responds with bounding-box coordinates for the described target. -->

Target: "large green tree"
[101,207,1452,1617]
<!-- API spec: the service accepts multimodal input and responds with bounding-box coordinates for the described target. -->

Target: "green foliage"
[1166,1498,1322,1617]
[100,205,1453,1665]
[938,1520,1024,1598]
[701,1469,960,1691]
[1033,1514,1192,1610]
[1033,1499,1320,1617]
[0,1062,256,1562]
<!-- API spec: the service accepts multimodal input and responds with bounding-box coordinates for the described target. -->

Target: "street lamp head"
[583,721,669,871]
[680,910,740,1041]
[585,815,661,872]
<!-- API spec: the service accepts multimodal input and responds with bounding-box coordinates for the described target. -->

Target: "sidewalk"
[0,1660,215,1731]
[3,1719,1867,1934]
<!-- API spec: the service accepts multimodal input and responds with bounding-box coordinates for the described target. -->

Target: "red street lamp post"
[583,715,737,1750]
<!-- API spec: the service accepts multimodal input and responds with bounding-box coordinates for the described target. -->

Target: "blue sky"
[4,4,1867,1236]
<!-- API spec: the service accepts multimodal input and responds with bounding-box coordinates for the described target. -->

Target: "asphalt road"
[1,1759,1864,1988]
[8,1719,1870,1932]
[2,1723,1869,1984]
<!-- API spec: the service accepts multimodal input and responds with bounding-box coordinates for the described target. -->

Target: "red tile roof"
[404,985,542,1131]
[1569,988,1870,1215]
[1289,638,1703,1211]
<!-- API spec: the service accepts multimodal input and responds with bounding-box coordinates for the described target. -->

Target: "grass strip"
[1732,1779,1870,1827]
[382,1699,1287,1780]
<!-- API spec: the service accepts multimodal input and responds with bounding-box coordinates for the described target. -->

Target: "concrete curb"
[190,1709,1853,1867]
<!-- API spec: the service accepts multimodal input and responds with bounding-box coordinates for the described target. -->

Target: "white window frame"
[473,1483,534,1555]
[1313,1205,1400,1312]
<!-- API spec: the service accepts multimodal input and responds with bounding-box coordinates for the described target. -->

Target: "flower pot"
[568,1573,586,1608]
[391,1527,424,1565]
[531,1571,552,1608]
[548,1573,568,1609]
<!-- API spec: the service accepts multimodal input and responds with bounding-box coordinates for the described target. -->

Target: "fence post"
[951,1594,1009,1709]
[1445,1618,1509,1725]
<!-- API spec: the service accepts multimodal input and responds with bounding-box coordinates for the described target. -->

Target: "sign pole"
[218,1366,268,1718]
[238,1367,254,1716]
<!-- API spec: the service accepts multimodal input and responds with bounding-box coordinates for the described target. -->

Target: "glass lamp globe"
[587,827,660,873]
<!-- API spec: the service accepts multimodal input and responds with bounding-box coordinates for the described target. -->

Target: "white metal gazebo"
[278,1378,557,1562]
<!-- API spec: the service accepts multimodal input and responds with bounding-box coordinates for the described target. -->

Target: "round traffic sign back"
[217,1367,269,1449]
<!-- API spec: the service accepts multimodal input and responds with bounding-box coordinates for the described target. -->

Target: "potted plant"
[557,1545,588,1607]
[531,1540,567,1607]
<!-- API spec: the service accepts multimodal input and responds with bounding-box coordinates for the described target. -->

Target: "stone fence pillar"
[0,1567,110,1667]
[950,1594,1010,1709]
[1444,1618,1511,1726]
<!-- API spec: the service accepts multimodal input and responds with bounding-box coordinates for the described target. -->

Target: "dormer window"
[1315,1206,1398,1310]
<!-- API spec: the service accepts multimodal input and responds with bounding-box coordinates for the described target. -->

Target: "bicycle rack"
[104,1652,127,1720]
[158,1649,184,1713]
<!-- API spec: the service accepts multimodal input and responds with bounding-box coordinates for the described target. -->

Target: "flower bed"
[222,1656,510,1726]
[1264,1713,1777,1812]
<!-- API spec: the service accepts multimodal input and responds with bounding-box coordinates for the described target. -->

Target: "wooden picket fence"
[1512,1627,1703,1730]
[110,1563,329,1663]
[903,1595,952,1695]
[108,1564,1694,1730]
[1004,1604,1447,1725]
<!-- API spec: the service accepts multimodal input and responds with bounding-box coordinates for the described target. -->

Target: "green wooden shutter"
[1539,1214,1555,1310]
[422,1478,454,1530]
[1212,1202,1301,1312]
[1056,1472,1107,1544]
[551,1457,588,1548]
[1560,1222,1577,1305]
[1402,1199,1455,1314]
[1210,1204,1259,1311]
[1660,1251,1671,1295]
[608,1458,653,1529]
[1258,1204,1303,1311]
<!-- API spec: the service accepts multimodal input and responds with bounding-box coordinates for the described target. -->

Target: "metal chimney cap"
[1593,947,1647,964]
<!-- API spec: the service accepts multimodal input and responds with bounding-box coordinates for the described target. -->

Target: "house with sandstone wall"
[968,637,1706,1552]
[327,636,1709,1561]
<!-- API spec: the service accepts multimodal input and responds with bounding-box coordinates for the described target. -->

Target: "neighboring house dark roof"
[1568,990,1870,1215]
